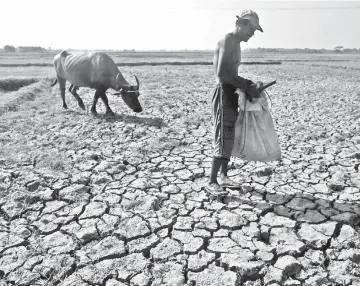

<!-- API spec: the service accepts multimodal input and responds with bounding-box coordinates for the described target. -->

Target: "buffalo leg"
[69,85,85,110]
[90,89,102,115]
[100,91,115,116]
[58,77,67,109]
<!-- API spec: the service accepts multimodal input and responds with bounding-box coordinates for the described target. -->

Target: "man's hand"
[244,79,254,86]
[246,83,261,99]
[256,81,264,89]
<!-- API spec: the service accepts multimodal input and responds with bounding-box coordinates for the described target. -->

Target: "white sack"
[232,89,281,161]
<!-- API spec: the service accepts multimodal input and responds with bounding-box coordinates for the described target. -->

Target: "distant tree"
[3,45,16,52]
[334,46,344,53]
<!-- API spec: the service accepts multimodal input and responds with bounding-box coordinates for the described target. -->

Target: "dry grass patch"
[35,149,71,171]
[0,79,74,171]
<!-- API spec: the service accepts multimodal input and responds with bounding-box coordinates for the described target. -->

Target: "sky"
[2,0,360,50]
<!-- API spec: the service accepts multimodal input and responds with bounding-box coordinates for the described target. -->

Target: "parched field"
[0,52,360,286]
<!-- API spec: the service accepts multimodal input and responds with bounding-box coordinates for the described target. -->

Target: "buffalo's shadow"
[61,107,167,127]
[100,113,168,127]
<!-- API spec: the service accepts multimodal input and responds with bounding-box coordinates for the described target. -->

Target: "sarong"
[212,83,239,159]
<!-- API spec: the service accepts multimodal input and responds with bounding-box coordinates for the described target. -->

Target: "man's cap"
[237,10,263,32]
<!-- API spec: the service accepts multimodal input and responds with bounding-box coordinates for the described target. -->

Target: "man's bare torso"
[213,34,241,85]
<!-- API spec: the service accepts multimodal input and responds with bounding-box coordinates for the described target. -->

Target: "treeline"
[2,45,53,53]
[246,47,360,53]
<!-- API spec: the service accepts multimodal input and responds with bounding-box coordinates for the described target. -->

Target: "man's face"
[243,23,257,42]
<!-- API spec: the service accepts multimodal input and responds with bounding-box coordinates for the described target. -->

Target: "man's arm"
[216,36,252,90]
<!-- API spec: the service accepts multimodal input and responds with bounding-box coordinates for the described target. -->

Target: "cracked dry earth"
[0,62,360,286]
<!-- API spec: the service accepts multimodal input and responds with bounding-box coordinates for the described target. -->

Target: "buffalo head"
[114,75,142,113]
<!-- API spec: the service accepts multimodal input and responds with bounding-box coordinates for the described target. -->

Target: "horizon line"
[1,47,359,52]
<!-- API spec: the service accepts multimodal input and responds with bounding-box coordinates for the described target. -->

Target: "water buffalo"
[51,51,142,115]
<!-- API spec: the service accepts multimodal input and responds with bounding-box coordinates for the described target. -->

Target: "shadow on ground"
[102,113,167,127]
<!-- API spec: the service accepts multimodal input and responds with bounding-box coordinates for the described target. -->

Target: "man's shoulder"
[218,33,235,47]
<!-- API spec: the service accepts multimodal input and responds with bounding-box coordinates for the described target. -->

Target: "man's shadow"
[222,188,360,227]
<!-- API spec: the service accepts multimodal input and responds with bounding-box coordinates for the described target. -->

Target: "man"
[206,10,264,194]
